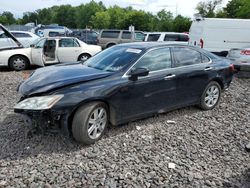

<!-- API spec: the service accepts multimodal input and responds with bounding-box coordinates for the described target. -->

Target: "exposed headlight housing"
[14,95,64,110]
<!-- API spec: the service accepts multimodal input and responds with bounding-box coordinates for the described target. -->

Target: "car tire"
[199,81,221,110]
[72,102,108,144]
[9,55,29,71]
[78,53,91,62]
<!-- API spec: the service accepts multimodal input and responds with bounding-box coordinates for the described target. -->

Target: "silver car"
[227,47,250,71]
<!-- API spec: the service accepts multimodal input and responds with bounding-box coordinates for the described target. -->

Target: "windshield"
[84,46,142,72]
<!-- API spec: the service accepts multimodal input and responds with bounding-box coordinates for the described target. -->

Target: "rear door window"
[147,34,161,41]
[172,47,202,67]
[122,31,132,39]
[101,31,120,38]
[164,34,179,41]
[179,34,189,42]
[59,38,80,47]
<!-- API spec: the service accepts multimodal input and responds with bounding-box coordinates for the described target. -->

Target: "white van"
[189,18,250,56]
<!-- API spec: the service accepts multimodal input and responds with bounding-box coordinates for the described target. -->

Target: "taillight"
[200,38,204,48]
[230,64,235,72]
[240,50,250,55]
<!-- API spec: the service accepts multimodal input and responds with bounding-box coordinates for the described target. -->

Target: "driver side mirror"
[128,67,149,81]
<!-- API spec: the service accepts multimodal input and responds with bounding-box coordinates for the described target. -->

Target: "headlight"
[14,95,64,110]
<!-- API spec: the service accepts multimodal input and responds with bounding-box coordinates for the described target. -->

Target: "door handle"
[204,67,213,71]
[164,74,176,80]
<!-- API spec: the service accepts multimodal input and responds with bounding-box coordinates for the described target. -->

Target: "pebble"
[0,71,249,187]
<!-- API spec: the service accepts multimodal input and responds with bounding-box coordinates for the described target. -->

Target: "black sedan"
[14,42,234,144]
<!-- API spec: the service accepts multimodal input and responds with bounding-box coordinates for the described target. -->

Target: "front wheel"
[72,102,108,145]
[199,81,221,110]
[78,53,91,62]
[9,55,29,71]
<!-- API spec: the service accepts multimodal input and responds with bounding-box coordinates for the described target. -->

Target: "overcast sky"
[0,0,229,18]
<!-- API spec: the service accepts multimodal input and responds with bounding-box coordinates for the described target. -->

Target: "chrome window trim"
[122,46,212,78]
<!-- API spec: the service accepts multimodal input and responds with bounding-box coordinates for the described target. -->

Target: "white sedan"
[0,37,102,71]
[227,47,250,71]
[0,31,40,48]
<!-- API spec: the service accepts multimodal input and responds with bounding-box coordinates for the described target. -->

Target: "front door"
[31,38,46,66]
[43,39,58,64]
[117,47,178,120]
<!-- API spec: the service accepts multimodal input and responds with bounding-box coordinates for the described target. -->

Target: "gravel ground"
[0,70,249,188]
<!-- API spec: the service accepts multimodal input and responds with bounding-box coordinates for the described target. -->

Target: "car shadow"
[0,65,39,72]
[0,106,200,161]
[223,168,250,188]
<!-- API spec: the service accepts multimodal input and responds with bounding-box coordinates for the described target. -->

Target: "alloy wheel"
[204,85,220,108]
[87,107,107,140]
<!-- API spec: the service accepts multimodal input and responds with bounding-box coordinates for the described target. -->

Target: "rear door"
[120,31,132,44]
[171,46,214,105]
[57,38,81,62]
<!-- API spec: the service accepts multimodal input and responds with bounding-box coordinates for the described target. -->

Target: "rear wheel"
[199,81,221,110]
[9,55,29,71]
[72,102,108,144]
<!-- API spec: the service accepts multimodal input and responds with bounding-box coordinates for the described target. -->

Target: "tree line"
[0,0,249,32]
[196,0,250,18]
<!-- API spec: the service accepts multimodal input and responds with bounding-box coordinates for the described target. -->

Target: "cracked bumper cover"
[14,108,71,136]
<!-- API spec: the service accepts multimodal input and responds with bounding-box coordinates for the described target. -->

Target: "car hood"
[19,62,113,96]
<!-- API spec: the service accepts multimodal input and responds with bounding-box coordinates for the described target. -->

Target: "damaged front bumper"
[14,109,71,136]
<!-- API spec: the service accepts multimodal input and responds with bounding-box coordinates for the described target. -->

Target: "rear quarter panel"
[212,58,234,89]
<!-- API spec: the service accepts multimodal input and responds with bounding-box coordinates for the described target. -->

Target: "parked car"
[97,29,145,49]
[14,42,234,144]
[227,47,250,71]
[69,30,99,45]
[0,31,40,48]
[0,25,101,71]
[189,16,250,56]
[144,32,189,44]
[0,37,102,71]
[32,24,72,37]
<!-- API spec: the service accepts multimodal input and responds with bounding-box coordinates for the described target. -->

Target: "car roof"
[42,36,76,40]
[101,29,144,33]
[117,42,190,50]
[145,32,188,35]
[9,31,33,34]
